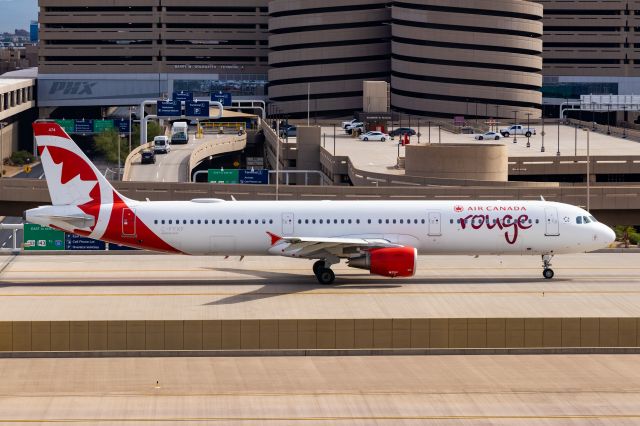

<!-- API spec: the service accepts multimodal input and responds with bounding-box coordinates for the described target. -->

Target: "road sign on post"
[65,234,106,251]
[55,119,75,134]
[23,223,65,251]
[208,169,239,183]
[114,118,131,134]
[239,169,268,184]
[157,100,181,117]
[173,91,193,103]
[94,119,115,133]
[74,120,94,134]
[211,92,232,107]
[186,101,210,118]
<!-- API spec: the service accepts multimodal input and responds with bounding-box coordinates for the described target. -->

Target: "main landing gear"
[542,254,554,280]
[313,260,335,285]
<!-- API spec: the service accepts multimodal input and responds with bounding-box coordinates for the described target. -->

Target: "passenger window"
[392,219,396,224]
[348,219,352,224]
[368,219,372,224]
[400,219,404,224]
[161,220,165,225]
[154,220,158,224]
[319,219,323,224]
[298,219,302,224]
[576,216,583,224]
[535,219,539,224]
[262,219,266,224]
[197,220,201,225]
[378,219,382,224]
[305,219,309,224]
[183,220,187,225]
[312,219,316,224]
[356,219,360,224]
[269,219,274,224]
[226,220,230,224]
[421,219,426,224]
[385,219,389,224]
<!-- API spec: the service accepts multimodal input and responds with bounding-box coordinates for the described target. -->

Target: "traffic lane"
[12,163,44,179]
[128,133,200,183]
[0,216,22,250]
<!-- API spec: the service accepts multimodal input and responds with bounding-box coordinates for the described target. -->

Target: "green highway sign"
[208,169,239,184]
[23,223,65,251]
[55,119,75,134]
[94,119,115,133]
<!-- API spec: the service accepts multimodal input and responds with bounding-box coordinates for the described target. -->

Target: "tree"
[132,121,163,144]
[93,129,129,165]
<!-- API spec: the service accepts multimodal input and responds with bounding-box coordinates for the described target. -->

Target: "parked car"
[153,135,170,154]
[342,118,359,129]
[475,131,501,141]
[279,125,297,137]
[389,127,416,137]
[141,150,156,164]
[500,124,536,138]
[345,122,364,135]
[359,131,389,142]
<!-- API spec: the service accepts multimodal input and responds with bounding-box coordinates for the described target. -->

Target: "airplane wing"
[267,232,402,259]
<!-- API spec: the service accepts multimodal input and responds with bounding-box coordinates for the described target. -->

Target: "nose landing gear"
[313,260,336,285]
[542,254,554,279]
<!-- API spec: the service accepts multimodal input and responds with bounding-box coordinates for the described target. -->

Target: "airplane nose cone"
[599,224,616,246]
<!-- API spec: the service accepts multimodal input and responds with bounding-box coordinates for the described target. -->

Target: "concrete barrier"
[1,317,638,353]
[122,142,152,182]
[188,134,247,182]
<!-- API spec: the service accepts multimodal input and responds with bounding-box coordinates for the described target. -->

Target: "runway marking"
[1,414,640,423]
[2,289,640,297]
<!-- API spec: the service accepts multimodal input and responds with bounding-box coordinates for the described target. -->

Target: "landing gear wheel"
[542,254,554,280]
[317,268,335,285]
[312,260,325,277]
[543,268,554,280]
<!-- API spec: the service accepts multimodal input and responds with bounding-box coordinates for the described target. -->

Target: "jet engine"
[348,247,417,278]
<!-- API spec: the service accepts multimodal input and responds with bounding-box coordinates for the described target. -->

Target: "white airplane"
[26,123,616,284]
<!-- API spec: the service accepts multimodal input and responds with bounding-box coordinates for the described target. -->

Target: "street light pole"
[556,115,561,156]
[541,112,545,153]
[525,112,532,148]
[582,128,591,211]
[128,106,132,154]
[512,110,518,144]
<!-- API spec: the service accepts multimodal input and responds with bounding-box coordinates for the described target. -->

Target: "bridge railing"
[187,134,247,182]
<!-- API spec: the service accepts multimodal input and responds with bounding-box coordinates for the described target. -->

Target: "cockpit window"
[576,216,583,224]
[583,216,591,224]
[589,216,597,223]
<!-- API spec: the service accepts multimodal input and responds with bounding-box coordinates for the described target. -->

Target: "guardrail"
[187,134,247,182]
[566,118,640,143]
[509,155,640,176]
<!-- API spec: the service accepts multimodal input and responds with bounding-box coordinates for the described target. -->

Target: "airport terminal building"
[37,0,545,119]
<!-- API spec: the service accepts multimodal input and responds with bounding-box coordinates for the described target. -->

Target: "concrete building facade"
[540,0,640,110]
[37,0,545,118]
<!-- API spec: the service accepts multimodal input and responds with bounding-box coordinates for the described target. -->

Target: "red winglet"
[33,122,71,140]
[266,232,283,245]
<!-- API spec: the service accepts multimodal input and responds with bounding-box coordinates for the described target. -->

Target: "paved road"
[128,132,237,183]
[0,253,639,321]
[0,216,22,250]
[1,354,639,424]
[11,163,44,179]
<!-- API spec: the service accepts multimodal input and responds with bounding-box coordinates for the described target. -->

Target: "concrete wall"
[0,122,19,167]
[1,318,638,352]
[404,144,509,181]
[363,81,389,113]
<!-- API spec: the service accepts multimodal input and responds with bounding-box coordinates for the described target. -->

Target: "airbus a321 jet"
[26,123,616,284]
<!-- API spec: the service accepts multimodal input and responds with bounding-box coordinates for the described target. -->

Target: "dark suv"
[141,150,156,164]
[389,127,416,137]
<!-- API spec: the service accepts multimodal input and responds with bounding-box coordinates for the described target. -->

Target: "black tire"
[543,268,554,280]
[478,136,483,140]
[495,136,500,140]
[312,260,325,277]
[502,132,510,137]
[525,131,532,137]
[363,137,368,141]
[381,137,385,142]
[317,268,335,285]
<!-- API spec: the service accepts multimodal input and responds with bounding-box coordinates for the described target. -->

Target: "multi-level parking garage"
[268,1,391,117]
[391,0,543,119]
[268,1,543,118]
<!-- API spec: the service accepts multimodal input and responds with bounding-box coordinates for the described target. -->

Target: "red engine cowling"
[348,247,417,278]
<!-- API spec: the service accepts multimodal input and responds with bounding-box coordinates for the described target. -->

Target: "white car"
[359,131,389,142]
[153,135,171,153]
[341,118,359,129]
[474,131,501,141]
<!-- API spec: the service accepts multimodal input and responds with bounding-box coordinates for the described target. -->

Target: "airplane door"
[282,213,295,236]
[544,207,560,236]
[122,208,136,237]
[427,211,442,236]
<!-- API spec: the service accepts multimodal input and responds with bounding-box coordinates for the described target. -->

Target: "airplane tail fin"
[32,122,128,208]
